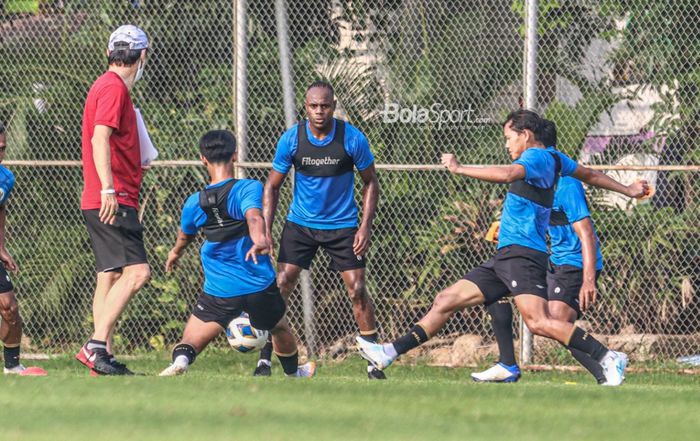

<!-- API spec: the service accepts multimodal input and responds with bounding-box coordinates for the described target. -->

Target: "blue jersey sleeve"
[554,150,578,176]
[514,148,549,182]
[559,179,591,223]
[0,167,15,206]
[228,180,264,219]
[180,193,203,235]
[271,127,297,174]
[345,125,375,171]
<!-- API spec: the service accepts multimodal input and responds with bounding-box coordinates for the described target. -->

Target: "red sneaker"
[75,344,96,369]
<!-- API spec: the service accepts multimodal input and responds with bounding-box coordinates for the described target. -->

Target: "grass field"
[1,351,698,441]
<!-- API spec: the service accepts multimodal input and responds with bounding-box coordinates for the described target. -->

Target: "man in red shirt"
[77,25,151,375]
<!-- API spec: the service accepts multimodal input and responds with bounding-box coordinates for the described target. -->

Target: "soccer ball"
[225,313,269,353]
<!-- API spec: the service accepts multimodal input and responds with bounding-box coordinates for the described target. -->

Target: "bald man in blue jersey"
[254,81,383,379]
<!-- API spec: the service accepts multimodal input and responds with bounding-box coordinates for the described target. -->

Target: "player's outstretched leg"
[514,295,627,386]
[357,280,485,370]
[160,315,222,376]
[471,300,521,383]
[0,290,47,376]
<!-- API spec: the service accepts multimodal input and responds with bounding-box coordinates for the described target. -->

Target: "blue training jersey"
[549,176,603,270]
[272,119,375,230]
[180,178,276,298]
[0,165,15,206]
[497,147,578,253]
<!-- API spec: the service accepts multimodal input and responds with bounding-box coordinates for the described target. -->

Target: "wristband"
[100,189,116,195]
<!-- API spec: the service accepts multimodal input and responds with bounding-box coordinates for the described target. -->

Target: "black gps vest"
[548,209,569,226]
[507,152,562,208]
[292,119,353,177]
[198,179,249,243]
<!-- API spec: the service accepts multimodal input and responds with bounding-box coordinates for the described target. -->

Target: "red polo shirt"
[81,71,141,210]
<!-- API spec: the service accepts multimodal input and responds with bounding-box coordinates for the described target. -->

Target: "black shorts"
[83,206,148,273]
[0,266,14,294]
[191,282,286,330]
[547,263,601,318]
[463,245,548,305]
[277,220,366,271]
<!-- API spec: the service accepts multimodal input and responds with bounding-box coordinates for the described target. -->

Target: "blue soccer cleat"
[600,350,628,386]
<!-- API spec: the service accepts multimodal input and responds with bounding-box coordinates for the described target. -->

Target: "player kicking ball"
[472,119,611,384]
[357,110,649,386]
[159,130,315,378]
[0,123,47,376]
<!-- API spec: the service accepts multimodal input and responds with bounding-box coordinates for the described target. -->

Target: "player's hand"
[165,248,181,273]
[99,192,119,225]
[626,179,650,199]
[0,248,18,272]
[579,279,597,312]
[245,242,270,265]
[353,225,372,257]
[141,165,152,174]
[440,153,459,173]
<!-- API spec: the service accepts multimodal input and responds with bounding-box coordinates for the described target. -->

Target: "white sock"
[174,355,190,368]
[257,359,272,368]
[384,343,398,359]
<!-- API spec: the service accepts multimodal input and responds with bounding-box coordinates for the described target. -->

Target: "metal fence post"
[275,0,317,357]
[235,0,248,178]
[520,0,539,366]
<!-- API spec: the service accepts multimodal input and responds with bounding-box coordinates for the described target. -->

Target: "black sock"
[259,335,273,363]
[566,327,608,362]
[392,324,429,355]
[486,300,517,366]
[567,346,606,384]
[172,343,197,365]
[276,351,299,375]
[3,346,20,369]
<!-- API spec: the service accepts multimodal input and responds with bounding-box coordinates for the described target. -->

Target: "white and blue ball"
[226,313,269,353]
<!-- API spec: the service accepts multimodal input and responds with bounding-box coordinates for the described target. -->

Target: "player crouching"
[159,130,314,378]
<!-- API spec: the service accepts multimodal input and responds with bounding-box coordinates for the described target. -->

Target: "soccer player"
[253,81,383,379]
[357,110,649,386]
[0,123,47,376]
[472,119,607,384]
[77,25,151,375]
[159,130,315,378]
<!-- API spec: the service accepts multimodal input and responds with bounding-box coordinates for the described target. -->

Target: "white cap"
[108,25,149,51]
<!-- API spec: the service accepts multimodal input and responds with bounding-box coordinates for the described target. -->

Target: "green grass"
[1,351,698,441]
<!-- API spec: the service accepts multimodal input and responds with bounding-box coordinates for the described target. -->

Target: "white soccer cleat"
[287,361,316,378]
[159,361,189,377]
[600,350,628,386]
[471,363,521,383]
[3,364,48,376]
[355,336,395,370]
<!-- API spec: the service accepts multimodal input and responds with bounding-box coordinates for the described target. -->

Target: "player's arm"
[263,170,287,256]
[244,208,270,264]
[0,205,18,272]
[354,164,379,256]
[165,229,195,272]
[92,124,119,225]
[572,217,598,312]
[441,153,525,183]
[571,165,648,198]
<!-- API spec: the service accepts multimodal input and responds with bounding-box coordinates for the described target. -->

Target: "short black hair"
[535,119,557,147]
[199,130,237,164]
[306,80,334,98]
[503,109,541,134]
[108,42,145,67]
[0,122,5,135]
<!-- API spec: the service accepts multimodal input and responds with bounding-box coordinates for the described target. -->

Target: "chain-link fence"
[1,1,699,368]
